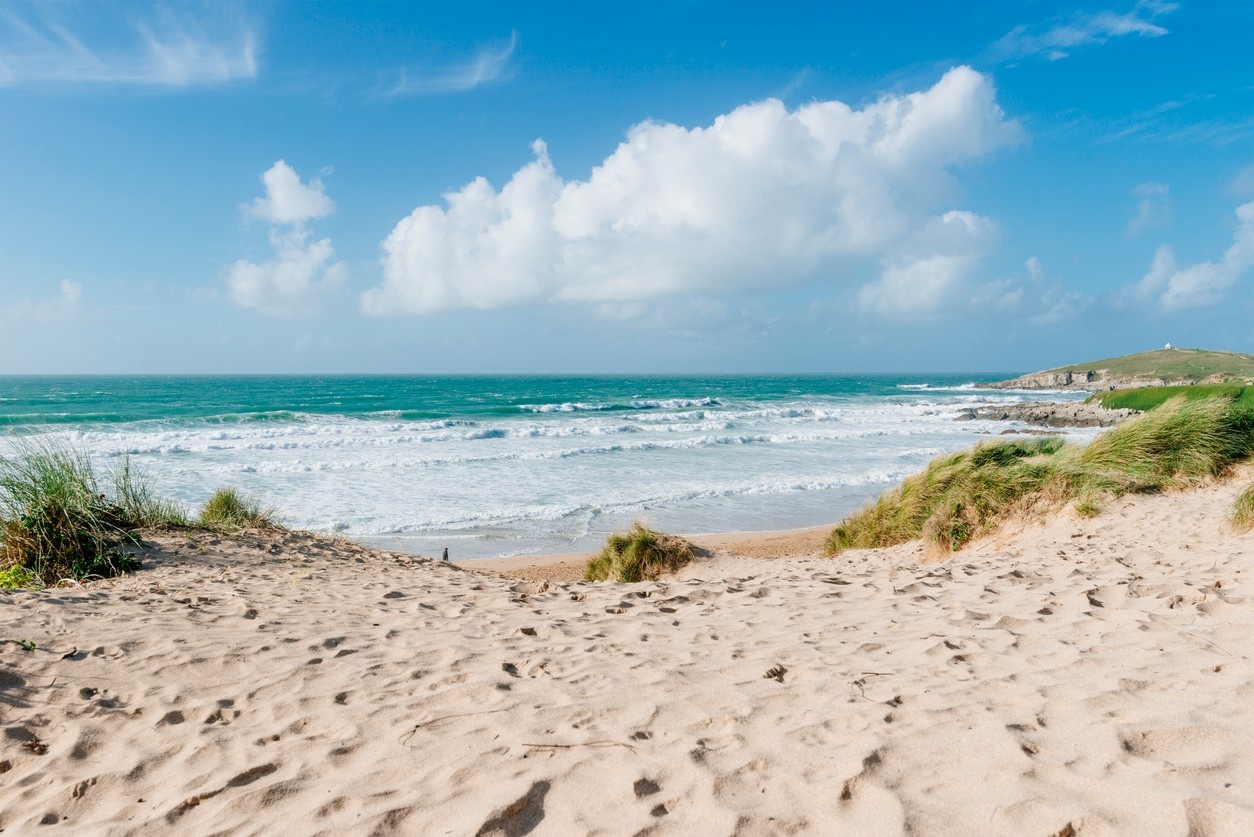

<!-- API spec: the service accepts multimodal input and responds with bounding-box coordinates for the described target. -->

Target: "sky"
[1,0,1252,375]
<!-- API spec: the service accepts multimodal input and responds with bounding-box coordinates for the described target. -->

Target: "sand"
[3,478,1254,835]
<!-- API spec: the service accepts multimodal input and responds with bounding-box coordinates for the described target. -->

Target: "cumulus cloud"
[1125,182,1171,238]
[0,2,257,87]
[247,161,335,225]
[227,162,344,317]
[858,211,998,318]
[363,66,1023,318]
[994,0,1176,61]
[1130,200,1254,310]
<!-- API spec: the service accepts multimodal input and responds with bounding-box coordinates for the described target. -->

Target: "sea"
[0,375,1093,560]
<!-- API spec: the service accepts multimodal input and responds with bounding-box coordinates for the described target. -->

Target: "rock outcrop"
[955,402,1137,428]
[979,370,1174,392]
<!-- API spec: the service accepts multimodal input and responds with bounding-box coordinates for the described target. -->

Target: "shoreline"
[456,525,833,581]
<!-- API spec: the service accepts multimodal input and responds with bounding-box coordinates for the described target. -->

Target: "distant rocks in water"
[956,402,1137,428]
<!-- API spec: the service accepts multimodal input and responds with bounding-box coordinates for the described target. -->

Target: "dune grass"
[111,455,190,528]
[0,436,286,589]
[585,522,696,582]
[1234,484,1254,533]
[197,487,276,532]
[826,394,1254,556]
[0,438,152,588]
[826,438,1064,555]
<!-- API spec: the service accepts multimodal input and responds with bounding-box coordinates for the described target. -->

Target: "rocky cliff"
[981,370,1180,392]
[981,348,1254,391]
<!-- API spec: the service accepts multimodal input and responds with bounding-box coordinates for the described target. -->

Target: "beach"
[4,469,1253,834]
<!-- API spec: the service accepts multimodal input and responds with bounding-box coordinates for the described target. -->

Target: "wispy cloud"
[386,30,517,96]
[1095,94,1254,147]
[0,1,257,87]
[993,0,1176,62]
[1125,200,1254,311]
[1125,182,1171,238]
[0,280,82,322]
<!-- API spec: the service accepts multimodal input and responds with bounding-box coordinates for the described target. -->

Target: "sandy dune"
[3,478,1254,835]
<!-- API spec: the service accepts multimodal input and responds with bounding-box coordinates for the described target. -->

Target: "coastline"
[457,525,833,581]
[454,398,1132,581]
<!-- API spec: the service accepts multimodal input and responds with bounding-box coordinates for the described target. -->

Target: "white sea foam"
[35,389,1100,559]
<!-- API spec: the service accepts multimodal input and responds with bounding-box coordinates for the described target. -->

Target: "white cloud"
[858,211,998,318]
[0,2,257,87]
[363,66,1023,318]
[974,257,1090,324]
[994,1,1176,61]
[387,31,516,95]
[0,280,83,321]
[247,161,335,225]
[1131,201,1254,310]
[226,229,346,318]
[227,162,344,317]
[1125,182,1171,238]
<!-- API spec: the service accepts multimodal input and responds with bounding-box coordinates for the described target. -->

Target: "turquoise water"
[0,374,1006,424]
[0,374,1086,558]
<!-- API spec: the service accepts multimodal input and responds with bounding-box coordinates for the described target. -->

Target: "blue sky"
[1,0,1252,374]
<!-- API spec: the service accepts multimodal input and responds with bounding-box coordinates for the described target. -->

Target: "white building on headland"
[1164,342,1174,350]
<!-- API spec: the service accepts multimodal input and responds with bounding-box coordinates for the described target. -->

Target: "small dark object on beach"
[442,547,449,561]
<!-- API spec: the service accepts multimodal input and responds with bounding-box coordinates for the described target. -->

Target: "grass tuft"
[197,487,276,532]
[0,437,144,588]
[826,438,1063,555]
[1233,484,1254,533]
[111,455,190,528]
[584,522,695,582]
[1066,394,1254,497]
[827,395,1254,556]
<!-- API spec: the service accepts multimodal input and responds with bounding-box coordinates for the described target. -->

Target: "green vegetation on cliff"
[1043,348,1254,383]
[1089,384,1254,412]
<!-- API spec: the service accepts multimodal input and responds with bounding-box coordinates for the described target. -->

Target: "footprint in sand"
[1120,726,1232,769]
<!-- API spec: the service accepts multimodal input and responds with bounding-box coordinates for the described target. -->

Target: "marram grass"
[1233,484,1254,533]
[825,438,1064,555]
[197,487,276,532]
[826,395,1254,556]
[1,438,286,589]
[585,522,696,582]
[0,437,145,588]
[111,455,190,528]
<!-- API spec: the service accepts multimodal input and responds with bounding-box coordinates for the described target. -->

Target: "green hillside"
[1044,348,1254,382]
[1089,384,1254,411]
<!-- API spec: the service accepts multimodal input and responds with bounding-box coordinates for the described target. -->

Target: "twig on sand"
[1144,614,1237,657]
[399,708,512,745]
[523,741,637,753]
